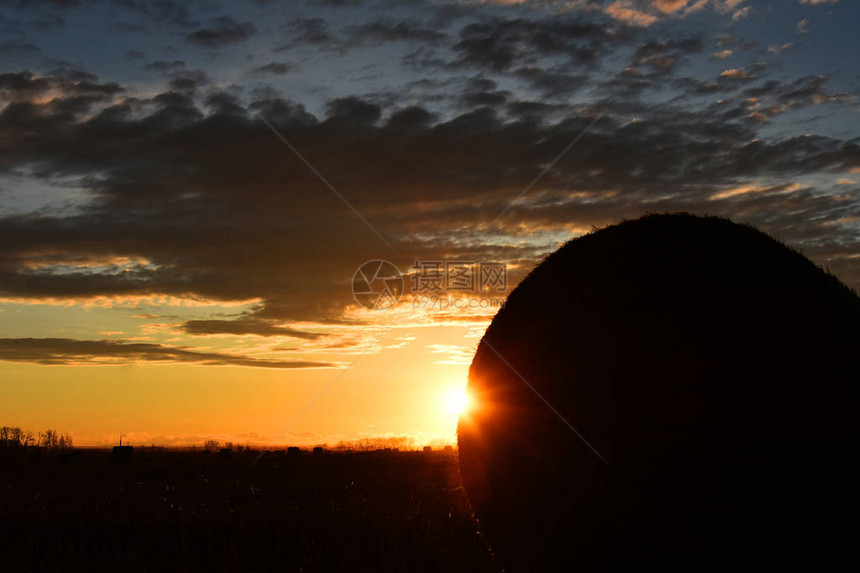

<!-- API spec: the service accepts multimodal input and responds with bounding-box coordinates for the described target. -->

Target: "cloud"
[427,343,475,365]
[731,5,750,19]
[674,66,846,108]
[0,67,857,336]
[708,182,803,201]
[250,62,294,75]
[167,69,209,93]
[767,43,793,54]
[186,16,256,47]
[720,68,751,79]
[461,87,510,108]
[183,319,323,339]
[0,338,334,368]
[631,38,704,72]
[405,17,628,73]
[655,0,690,12]
[512,66,589,97]
[739,75,853,118]
[277,18,333,49]
[0,70,124,126]
[605,2,658,27]
[144,60,186,72]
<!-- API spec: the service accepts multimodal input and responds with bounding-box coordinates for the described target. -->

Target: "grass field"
[0,448,499,572]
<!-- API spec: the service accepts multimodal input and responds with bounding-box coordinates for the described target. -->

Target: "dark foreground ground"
[0,448,499,572]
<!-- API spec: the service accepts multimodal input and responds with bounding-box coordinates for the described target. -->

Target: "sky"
[0,0,858,448]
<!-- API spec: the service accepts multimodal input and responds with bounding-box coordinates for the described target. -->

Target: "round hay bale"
[458,213,860,572]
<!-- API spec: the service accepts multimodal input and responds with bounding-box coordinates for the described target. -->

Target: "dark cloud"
[186,16,256,47]
[461,89,509,108]
[145,60,186,72]
[424,1,479,28]
[0,338,334,368]
[0,70,124,119]
[0,70,53,97]
[325,96,381,126]
[166,68,209,93]
[385,105,436,130]
[277,18,333,50]
[279,18,445,53]
[512,66,589,98]
[204,91,247,116]
[183,319,323,339]
[673,76,732,95]
[631,38,704,73]
[453,23,519,72]
[597,38,707,98]
[742,75,853,117]
[0,69,857,336]
[674,73,852,120]
[0,0,853,380]
[450,17,627,72]
[283,14,625,69]
[466,77,497,92]
[250,62,294,75]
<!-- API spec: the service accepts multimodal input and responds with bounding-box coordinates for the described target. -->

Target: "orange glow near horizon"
[0,319,480,449]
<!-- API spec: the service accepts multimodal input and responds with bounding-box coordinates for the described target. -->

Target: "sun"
[444,388,472,417]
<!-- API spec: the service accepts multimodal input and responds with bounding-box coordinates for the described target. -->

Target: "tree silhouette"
[1,426,70,450]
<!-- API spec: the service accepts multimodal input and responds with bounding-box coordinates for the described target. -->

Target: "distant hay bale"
[111,445,134,465]
[458,213,860,572]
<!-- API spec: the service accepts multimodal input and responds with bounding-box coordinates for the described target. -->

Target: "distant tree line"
[201,440,249,453]
[334,436,415,452]
[196,436,431,453]
[0,426,73,450]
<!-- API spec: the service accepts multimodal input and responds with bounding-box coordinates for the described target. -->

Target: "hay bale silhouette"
[458,213,860,572]
[111,445,134,465]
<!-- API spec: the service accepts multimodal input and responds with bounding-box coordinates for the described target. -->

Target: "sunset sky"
[1,0,857,447]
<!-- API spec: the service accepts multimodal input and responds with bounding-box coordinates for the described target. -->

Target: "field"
[0,448,499,572]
